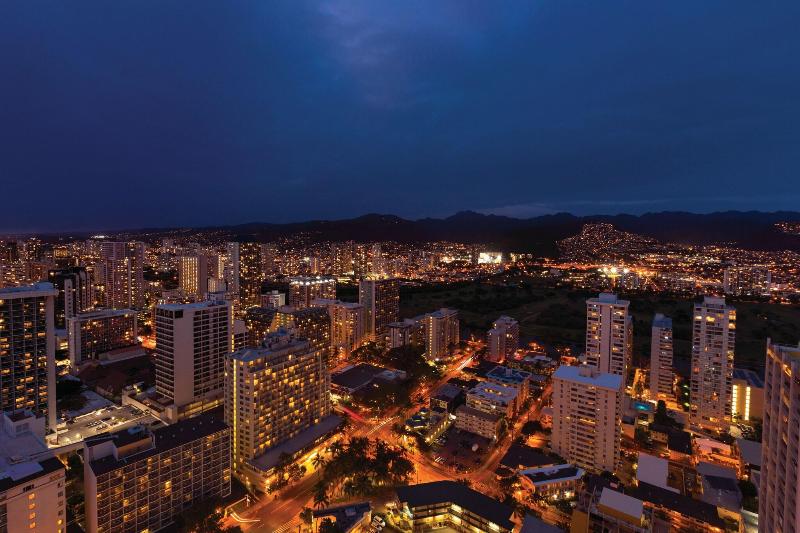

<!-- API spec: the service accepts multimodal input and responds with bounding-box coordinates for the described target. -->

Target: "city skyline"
[2,1,800,231]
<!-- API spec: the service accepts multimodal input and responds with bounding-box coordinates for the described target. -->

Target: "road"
[224,349,556,533]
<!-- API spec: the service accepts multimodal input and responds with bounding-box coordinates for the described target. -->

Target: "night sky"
[2,1,799,232]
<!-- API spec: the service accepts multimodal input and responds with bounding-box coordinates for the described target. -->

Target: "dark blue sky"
[2,1,799,232]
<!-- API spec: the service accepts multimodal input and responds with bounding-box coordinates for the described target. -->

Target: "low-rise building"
[395,481,514,533]
[454,405,503,440]
[519,464,584,500]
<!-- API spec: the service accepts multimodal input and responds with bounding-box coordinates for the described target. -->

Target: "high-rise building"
[67,309,138,366]
[551,365,623,473]
[0,410,66,533]
[177,254,209,299]
[419,308,459,361]
[312,299,365,359]
[649,314,674,399]
[237,242,262,309]
[224,242,241,304]
[288,276,336,309]
[0,283,58,429]
[153,298,231,422]
[273,306,332,365]
[486,316,519,362]
[585,293,632,384]
[731,368,764,422]
[225,329,335,491]
[244,307,277,347]
[689,296,736,431]
[101,241,145,310]
[48,266,93,329]
[260,290,285,309]
[359,278,399,341]
[83,413,231,533]
[760,339,800,533]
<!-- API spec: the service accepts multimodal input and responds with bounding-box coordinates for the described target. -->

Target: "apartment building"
[289,276,336,309]
[551,365,623,473]
[0,283,58,430]
[67,309,138,366]
[225,329,335,492]
[486,316,519,362]
[689,296,736,431]
[83,413,231,533]
[153,299,231,422]
[585,293,632,385]
[759,339,800,533]
[649,314,674,399]
[0,410,66,533]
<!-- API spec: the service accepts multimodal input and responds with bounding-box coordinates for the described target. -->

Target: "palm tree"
[312,452,327,472]
[299,507,314,532]
[313,479,330,509]
[328,441,344,459]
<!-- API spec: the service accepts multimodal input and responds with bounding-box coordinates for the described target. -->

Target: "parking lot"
[52,403,161,446]
[430,427,491,473]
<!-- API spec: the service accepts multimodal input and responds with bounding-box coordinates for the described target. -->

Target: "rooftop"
[251,415,341,473]
[520,514,561,533]
[87,412,228,476]
[588,293,629,306]
[732,368,764,388]
[597,488,643,522]
[486,365,533,386]
[553,365,623,391]
[455,405,502,423]
[520,464,584,485]
[736,439,762,467]
[632,482,725,529]
[332,363,387,392]
[500,443,557,470]
[652,313,672,329]
[636,453,677,493]
[313,502,371,533]
[396,481,514,530]
[0,282,57,297]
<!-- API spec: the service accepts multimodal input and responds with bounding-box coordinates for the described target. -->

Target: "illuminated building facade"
[586,293,632,385]
[0,411,66,533]
[689,296,736,431]
[237,242,262,309]
[67,308,138,366]
[419,308,459,361]
[273,306,332,366]
[395,481,514,533]
[759,340,800,533]
[0,283,58,429]
[288,276,336,309]
[244,307,277,347]
[154,299,231,422]
[47,266,93,329]
[177,254,209,299]
[312,298,365,359]
[731,368,764,422]
[649,314,674,399]
[225,329,332,491]
[83,414,231,533]
[101,241,145,310]
[486,316,519,362]
[552,365,622,473]
[358,278,399,341]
